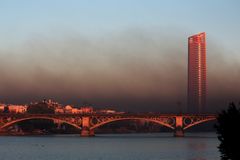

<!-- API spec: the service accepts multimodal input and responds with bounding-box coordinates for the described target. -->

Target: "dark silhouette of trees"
[3,106,9,113]
[18,119,56,133]
[19,102,55,134]
[27,102,54,114]
[215,103,240,160]
[16,100,79,134]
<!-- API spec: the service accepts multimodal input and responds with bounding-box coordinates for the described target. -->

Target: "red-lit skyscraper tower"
[188,32,206,113]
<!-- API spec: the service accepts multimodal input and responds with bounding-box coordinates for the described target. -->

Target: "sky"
[0,0,240,112]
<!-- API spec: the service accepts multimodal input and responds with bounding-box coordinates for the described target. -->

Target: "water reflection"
[0,133,219,160]
[184,133,219,160]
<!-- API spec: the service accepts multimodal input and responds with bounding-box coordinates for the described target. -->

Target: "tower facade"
[188,32,206,113]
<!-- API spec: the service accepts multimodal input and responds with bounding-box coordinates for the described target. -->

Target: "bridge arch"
[183,117,216,130]
[90,117,175,130]
[0,116,81,130]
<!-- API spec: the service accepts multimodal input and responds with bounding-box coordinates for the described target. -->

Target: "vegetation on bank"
[215,103,240,160]
[27,101,54,114]
[9,101,79,134]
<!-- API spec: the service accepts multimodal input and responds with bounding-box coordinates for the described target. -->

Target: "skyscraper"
[188,32,206,113]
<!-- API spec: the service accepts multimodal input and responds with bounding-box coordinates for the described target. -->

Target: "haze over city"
[0,0,240,112]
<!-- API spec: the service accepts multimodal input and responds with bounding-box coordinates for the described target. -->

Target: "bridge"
[0,113,216,137]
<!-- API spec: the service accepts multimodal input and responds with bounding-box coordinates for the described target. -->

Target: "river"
[0,132,219,160]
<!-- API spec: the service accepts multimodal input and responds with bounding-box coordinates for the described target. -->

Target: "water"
[0,133,219,160]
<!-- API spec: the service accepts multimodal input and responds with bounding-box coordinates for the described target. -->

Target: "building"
[55,107,64,114]
[0,104,5,112]
[55,105,94,114]
[8,105,27,113]
[64,105,74,114]
[188,32,207,113]
[80,106,93,113]
[96,109,124,114]
[97,109,116,114]
[43,99,61,109]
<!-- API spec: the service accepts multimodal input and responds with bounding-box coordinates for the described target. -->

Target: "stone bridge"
[0,113,216,137]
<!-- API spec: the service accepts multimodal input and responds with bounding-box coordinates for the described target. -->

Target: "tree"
[215,103,240,160]
[21,102,55,134]
[27,102,54,114]
[3,106,9,113]
[18,119,56,133]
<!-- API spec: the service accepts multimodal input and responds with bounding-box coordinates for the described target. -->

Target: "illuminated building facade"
[188,32,206,113]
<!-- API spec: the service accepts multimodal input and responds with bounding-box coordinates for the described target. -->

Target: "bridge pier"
[80,128,95,137]
[174,127,184,137]
[80,116,95,137]
[174,116,184,137]
[54,120,62,129]
[89,129,95,136]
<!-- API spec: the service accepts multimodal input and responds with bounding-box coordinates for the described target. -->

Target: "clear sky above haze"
[0,0,239,50]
